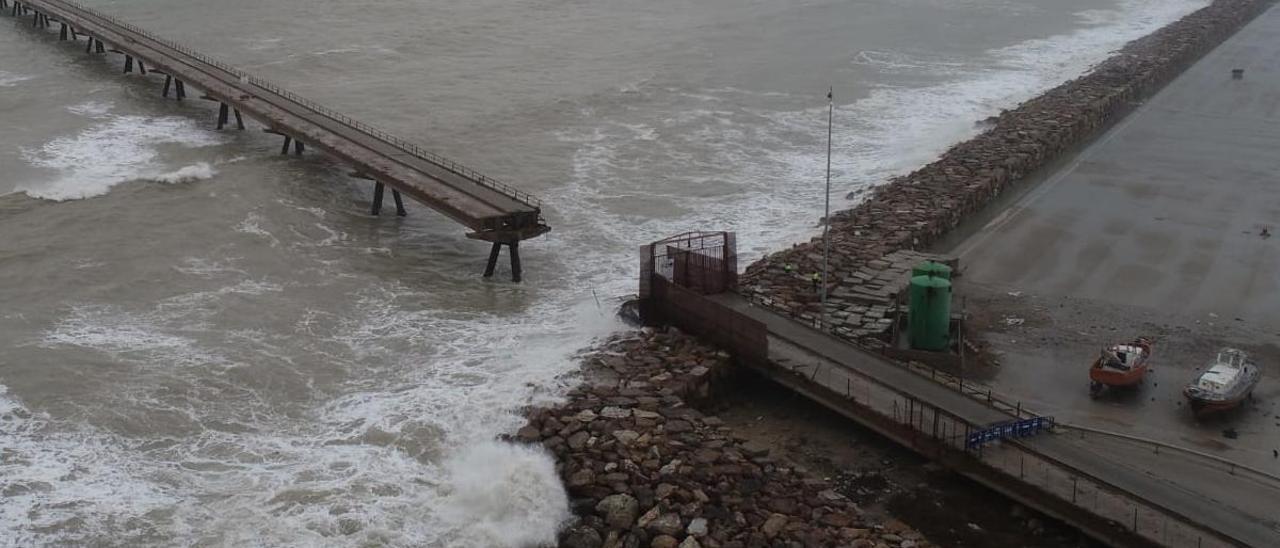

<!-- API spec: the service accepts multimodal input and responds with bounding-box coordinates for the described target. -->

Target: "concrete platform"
[948,2,1280,541]
[954,4,1280,325]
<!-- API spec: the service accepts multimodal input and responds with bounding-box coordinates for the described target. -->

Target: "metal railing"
[44,0,541,210]
[1057,423,1280,489]
[768,353,1242,548]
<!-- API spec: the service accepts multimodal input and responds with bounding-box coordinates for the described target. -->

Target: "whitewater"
[0,0,1207,545]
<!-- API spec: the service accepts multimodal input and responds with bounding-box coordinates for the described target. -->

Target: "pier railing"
[51,0,541,210]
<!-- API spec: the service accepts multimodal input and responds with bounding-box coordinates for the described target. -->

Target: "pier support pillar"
[137,60,146,75]
[294,141,304,155]
[369,184,408,216]
[95,39,105,53]
[484,243,502,278]
[371,182,385,215]
[59,22,66,40]
[69,26,77,40]
[233,109,244,130]
[162,75,171,97]
[483,242,522,282]
[217,103,229,130]
[123,55,133,74]
[85,36,93,53]
[280,136,292,155]
[392,190,406,216]
[175,79,185,100]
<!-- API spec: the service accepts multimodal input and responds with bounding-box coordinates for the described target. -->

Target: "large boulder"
[561,524,604,548]
[761,513,788,539]
[650,535,679,548]
[647,513,683,537]
[596,494,641,530]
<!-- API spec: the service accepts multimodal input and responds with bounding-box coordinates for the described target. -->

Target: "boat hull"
[1090,361,1148,387]
[1184,393,1248,416]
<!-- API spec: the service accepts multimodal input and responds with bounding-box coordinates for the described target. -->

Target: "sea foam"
[17,114,223,201]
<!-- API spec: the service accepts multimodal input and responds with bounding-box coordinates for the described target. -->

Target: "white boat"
[1183,348,1261,416]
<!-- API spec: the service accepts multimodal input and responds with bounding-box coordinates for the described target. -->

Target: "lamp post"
[821,87,833,331]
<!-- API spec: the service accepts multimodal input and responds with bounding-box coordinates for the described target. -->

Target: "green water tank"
[911,261,952,280]
[909,274,952,351]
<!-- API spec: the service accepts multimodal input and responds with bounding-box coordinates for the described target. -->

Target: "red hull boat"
[1089,338,1152,397]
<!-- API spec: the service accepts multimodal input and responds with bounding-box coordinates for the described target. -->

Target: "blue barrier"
[966,416,1054,450]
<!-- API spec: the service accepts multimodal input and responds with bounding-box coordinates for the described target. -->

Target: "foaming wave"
[174,257,249,278]
[853,49,968,75]
[17,115,223,201]
[235,212,281,247]
[66,100,113,119]
[433,441,569,546]
[0,384,177,546]
[25,274,602,546]
[41,304,225,369]
[0,70,33,87]
[293,287,600,546]
[153,162,218,184]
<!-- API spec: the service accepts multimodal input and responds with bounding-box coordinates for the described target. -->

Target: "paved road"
[16,0,547,240]
[714,293,1280,546]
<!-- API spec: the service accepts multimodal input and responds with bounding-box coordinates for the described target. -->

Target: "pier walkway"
[6,0,547,280]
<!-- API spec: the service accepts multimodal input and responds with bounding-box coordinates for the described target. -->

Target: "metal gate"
[640,231,737,298]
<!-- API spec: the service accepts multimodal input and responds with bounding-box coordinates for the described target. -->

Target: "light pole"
[821,87,833,331]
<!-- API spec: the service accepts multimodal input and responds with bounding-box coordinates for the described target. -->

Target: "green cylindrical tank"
[911,261,953,280]
[909,274,952,351]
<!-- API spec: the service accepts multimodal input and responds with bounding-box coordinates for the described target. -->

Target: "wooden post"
[509,241,522,282]
[483,242,502,278]
[392,190,406,216]
[370,182,385,215]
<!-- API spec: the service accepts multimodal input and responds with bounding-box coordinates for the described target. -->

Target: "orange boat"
[1089,338,1152,397]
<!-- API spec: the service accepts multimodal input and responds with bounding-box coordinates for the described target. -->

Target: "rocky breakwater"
[520,327,932,548]
[741,0,1266,340]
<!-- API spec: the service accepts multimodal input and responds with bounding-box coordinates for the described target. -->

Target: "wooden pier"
[5,0,548,280]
